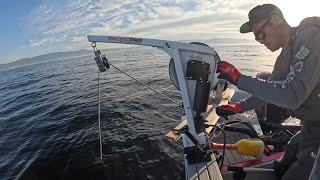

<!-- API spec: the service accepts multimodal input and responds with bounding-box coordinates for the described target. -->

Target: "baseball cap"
[240,4,283,33]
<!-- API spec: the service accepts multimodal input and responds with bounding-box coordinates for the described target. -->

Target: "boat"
[86,35,302,180]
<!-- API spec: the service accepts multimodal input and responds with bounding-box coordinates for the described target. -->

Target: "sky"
[0,0,319,64]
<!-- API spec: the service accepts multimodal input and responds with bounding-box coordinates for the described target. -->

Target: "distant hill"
[0,49,94,71]
[0,38,257,71]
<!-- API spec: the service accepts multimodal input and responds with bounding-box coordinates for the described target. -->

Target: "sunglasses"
[254,18,271,42]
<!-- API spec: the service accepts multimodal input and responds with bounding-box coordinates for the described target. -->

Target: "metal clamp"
[177,125,205,152]
[92,42,110,72]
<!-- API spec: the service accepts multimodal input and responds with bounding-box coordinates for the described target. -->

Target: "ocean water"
[0,44,281,180]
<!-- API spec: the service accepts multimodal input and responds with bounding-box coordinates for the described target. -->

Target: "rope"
[98,70,103,159]
[109,63,181,106]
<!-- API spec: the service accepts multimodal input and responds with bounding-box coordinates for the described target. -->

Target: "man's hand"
[216,61,241,85]
[216,104,242,117]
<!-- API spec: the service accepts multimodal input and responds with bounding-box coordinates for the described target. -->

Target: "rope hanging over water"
[109,63,181,106]
[92,43,181,159]
[98,70,103,159]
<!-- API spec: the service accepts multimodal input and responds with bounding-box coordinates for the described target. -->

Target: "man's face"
[251,18,282,52]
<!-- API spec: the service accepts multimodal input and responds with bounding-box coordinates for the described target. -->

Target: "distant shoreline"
[0,38,258,71]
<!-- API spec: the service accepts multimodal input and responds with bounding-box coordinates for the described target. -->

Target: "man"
[215,4,320,180]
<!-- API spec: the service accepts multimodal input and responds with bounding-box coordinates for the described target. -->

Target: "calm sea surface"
[0,44,280,180]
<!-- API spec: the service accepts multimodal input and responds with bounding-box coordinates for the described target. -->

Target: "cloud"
[2,0,318,63]
[30,39,48,47]
[23,0,270,54]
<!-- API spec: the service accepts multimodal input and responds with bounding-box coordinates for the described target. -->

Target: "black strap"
[179,125,204,152]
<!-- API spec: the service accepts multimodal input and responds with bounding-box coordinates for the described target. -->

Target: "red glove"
[216,104,242,117]
[216,61,241,85]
